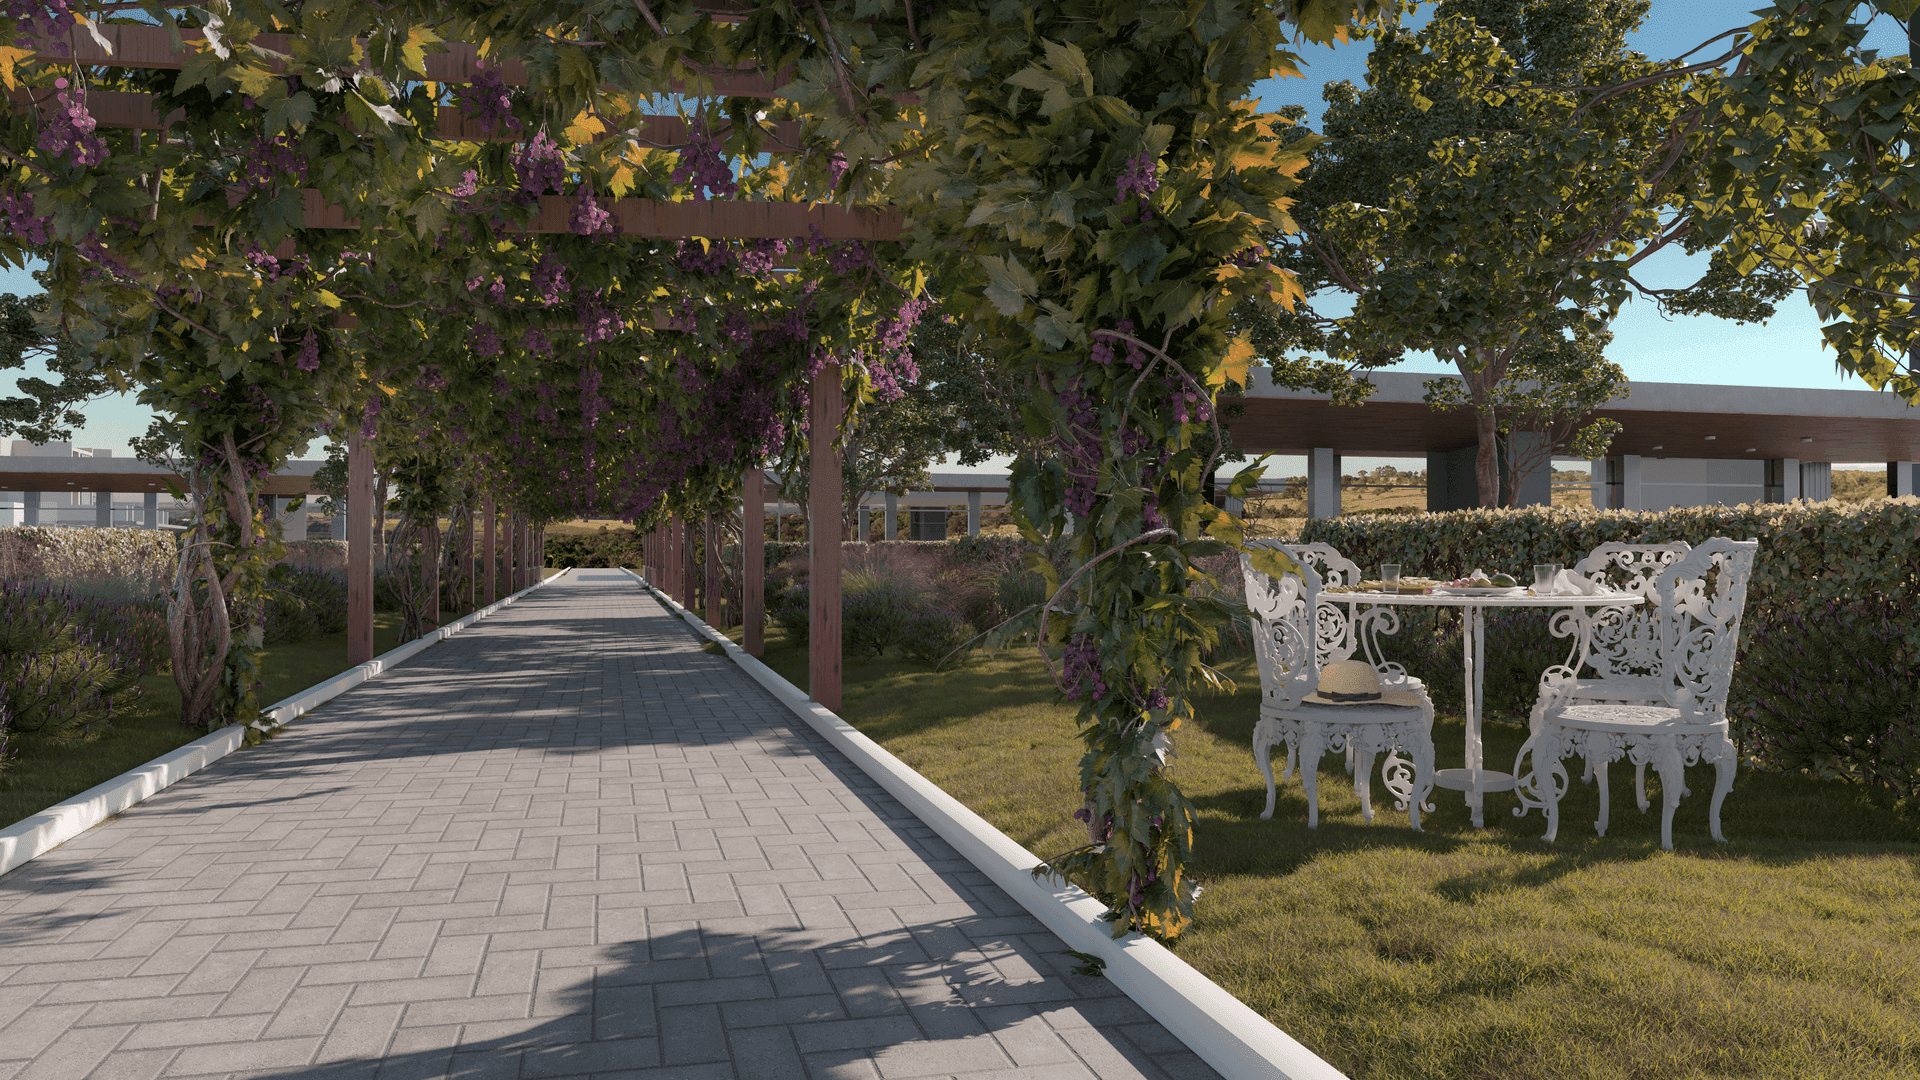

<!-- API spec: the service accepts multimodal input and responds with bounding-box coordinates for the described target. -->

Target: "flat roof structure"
[0,457,326,496]
[1228,370,1920,462]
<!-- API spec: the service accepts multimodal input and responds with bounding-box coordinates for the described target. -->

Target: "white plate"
[1434,585,1528,596]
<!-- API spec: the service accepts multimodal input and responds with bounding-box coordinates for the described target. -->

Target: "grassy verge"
[733,626,1920,1080]
[2,611,423,831]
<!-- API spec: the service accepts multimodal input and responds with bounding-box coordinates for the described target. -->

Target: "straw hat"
[1306,660,1425,708]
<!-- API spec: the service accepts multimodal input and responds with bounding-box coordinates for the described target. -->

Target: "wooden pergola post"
[422,517,441,634]
[743,467,764,657]
[809,363,843,710]
[508,509,521,593]
[681,517,698,612]
[347,428,375,665]
[483,498,498,605]
[704,510,721,627]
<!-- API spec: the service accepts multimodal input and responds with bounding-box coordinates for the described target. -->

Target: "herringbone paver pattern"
[0,570,1221,1080]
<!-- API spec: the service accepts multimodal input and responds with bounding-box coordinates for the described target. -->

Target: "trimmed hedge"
[1298,501,1920,642]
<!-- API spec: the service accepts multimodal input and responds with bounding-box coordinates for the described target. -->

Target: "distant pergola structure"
[28,22,894,709]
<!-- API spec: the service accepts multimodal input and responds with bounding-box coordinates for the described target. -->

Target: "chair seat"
[1264,700,1426,723]
[1558,676,1667,702]
[1546,703,1725,736]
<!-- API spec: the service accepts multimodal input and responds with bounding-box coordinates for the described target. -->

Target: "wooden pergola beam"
[285,189,900,239]
[7,89,805,150]
[29,24,790,96]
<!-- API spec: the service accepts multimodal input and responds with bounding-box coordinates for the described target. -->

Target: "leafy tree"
[1271,0,1793,506]
[1425,326,1627,504]
[0,293,120,446]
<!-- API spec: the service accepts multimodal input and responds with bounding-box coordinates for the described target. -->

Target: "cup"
[1533,564,1557,590]
[1381,564,1401,589]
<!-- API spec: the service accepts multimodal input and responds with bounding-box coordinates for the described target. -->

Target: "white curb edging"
[625,569,1349,1080]
[0,569,568,880]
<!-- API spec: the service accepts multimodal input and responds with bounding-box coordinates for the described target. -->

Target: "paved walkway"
[0,570,1219,1080]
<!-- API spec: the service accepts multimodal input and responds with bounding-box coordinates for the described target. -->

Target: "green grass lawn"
[734,626,1920,1080]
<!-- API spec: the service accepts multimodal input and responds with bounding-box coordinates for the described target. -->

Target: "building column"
[743,467,765,657]
[1890,461,1917,498]
[854,507,867,541]
[347,428,375,665]
[1589,458,1608,508]
[144,491,159,529]
[1800,461,1832,501]
[1610,454,1644,511]
[883,492,898,541]
[21,490,36,527]
[809,363,843,711]
[1308,447,1341,520]
[95,490,112,528]
[1765,458,1801,503]
[967,491,981,536]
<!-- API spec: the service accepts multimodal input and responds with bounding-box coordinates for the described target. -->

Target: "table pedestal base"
[1434,767,1515,827]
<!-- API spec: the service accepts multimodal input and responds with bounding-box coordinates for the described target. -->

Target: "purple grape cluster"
[6,0,74,52]
[450,168,480,198]
[1,185,51,244]
[470,322,501,357]
[576,289,621,343]
[1115,151,1159,203]
[1062,635,1106,700]
[1054,378,1102,519]
[419,364,447,391]
[530,256,570,305]
[520,327,551,355]
[511,130,566,198]
[236,135,305,195]
[295,329,320,372]
[675,239,733,275]
[451,65,522,134]
[569,186,614,236]
[669,121,737,200]
[37,78,107,167]
[737,239,788,274]
[1090,319,1147,368]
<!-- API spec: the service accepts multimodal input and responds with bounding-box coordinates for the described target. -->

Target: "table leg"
[1467,605,1487,827]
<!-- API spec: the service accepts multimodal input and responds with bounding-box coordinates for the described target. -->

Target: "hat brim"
[1303,689,1426,709]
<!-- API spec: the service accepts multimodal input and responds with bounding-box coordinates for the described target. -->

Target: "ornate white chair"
[1514,537,1759,850]
[1524,541,1692,797]
[1242,545,1435,829]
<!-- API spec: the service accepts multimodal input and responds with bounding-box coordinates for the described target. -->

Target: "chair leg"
[1652,738,1686,851]
[1279,737,1296,785]
[1593,755,1611,838]
[1635,759,1650,814]
[1537,728,1564,843]
[1253,721,1279,820]
[1299,728,1325,829]
[1406,737,1433,832]
[1709,736,1736,843]
[1353,750,1377,825]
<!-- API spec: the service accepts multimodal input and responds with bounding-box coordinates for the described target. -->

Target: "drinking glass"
[1533,564,1557,590]
[1381,563,1401,589]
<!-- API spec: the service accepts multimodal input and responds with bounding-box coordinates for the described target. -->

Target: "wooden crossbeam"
[29,24,789,96]
[8,88,804,149]
[288,189,898,238]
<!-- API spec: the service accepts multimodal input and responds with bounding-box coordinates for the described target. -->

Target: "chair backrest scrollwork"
[1571,541,1693,682]
[1653,537,1759,723]
[1241,548,1322,709]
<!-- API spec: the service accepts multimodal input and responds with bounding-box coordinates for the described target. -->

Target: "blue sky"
[8,2,1913,471]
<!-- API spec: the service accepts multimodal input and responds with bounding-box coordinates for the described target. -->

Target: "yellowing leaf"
[1213,337,1258,390]
[0,45,33,91]
[315,289,342,308]
[564,109,607,145]
[607,163,636,197]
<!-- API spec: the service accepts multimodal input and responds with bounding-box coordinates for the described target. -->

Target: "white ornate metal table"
[1318,587,1644,827]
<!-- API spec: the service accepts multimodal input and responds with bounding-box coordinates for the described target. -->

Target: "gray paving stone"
[0,572,1223,1080]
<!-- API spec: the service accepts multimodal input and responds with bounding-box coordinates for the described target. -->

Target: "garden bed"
[0,613,411,831]
[733,626,1920,1080]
